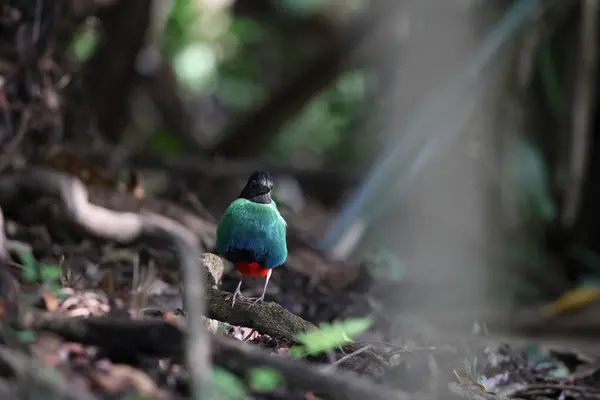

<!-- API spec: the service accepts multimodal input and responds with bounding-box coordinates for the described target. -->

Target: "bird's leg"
[231,278,243,307]
[250,269,272,308]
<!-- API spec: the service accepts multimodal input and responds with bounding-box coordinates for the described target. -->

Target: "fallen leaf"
[42,291,59,312]
[541,286,600,316]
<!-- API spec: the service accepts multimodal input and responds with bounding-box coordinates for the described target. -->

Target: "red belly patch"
[235,261,269,277]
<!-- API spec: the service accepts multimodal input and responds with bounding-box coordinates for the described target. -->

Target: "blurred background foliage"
[69,0,374,166]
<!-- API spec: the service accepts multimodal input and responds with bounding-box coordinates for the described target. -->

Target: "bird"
[216,171,288,307]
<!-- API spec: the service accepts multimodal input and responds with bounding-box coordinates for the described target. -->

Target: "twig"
[0,169,210,398]
[326,345,371,370]
[561,0,599,227]
[354,340,428,356]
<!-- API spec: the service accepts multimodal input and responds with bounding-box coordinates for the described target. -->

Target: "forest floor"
[0,1,599,400]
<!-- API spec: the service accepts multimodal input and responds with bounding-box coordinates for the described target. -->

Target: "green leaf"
[216,322,229,335]
[16,250,38,282]
[48,281,63,294]
[211,367,246,400]
[247,367,283,392]
[72,30,99,62]
[40,264,62,283]
[16,329,36,343]
[289,345,307,359]
[295,317,374,355]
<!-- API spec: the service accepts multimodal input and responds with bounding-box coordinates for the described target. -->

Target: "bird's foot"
[230,289,243,308]
[248,295,265,308]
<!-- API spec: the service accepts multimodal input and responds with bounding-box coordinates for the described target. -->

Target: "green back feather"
[216,198,287,268]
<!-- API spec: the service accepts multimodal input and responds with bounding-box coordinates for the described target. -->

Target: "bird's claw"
[248,296,264,308]
[230,290,243,308]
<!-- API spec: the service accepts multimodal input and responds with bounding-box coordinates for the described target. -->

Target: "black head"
[239,171,273,203]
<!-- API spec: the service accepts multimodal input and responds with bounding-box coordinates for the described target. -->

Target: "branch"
[199,254,382,375]
[206,286,314,342]
[0,169,210,397]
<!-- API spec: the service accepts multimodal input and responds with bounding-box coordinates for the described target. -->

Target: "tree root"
[0,168,210,396]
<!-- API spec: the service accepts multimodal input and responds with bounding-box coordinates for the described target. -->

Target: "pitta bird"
[216,171,287,307]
